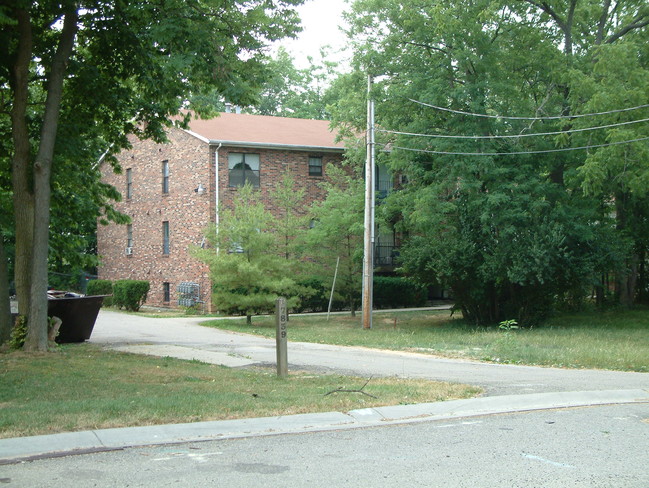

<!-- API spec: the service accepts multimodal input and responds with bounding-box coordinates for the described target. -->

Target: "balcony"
[374,244,398,267]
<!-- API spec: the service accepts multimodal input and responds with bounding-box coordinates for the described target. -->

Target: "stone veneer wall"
[98,127,345,309]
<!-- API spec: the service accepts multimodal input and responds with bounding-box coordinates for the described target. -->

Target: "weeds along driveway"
[90,310,649,397]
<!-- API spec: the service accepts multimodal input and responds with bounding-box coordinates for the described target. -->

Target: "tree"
[303,164,365,315]
[270,171,308,262]
[0,0,303,350]
[569,41,649,305]
[336,0,648,323]
[195,184,297,324]
[248,47,337,119]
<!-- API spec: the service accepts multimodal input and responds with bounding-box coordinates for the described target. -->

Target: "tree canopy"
[334,0,649,324]
[0,0,304,349]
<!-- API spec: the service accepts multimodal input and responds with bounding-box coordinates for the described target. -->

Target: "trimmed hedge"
[86,279,113,307]
[113,280,150,312]
[373,276,426,309]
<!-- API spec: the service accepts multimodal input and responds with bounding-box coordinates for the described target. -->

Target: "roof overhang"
[209,140,345,153]
[182,128,345,152]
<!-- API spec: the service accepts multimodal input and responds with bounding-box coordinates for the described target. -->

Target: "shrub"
[373,276,427,309]
[87,279,113,307]
[9,316,27,350]
[113,280,150,312]
[9,316,60,349]
[293,278,330,313]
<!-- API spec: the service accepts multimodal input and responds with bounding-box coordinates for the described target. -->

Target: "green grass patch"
[0,344,480,439]
[203,308,649,372]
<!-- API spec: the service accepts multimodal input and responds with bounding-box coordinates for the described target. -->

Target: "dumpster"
[47,292,107,343]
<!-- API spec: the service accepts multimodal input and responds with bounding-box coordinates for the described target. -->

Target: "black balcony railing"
[376,180,393,199]
[374,244,398,266]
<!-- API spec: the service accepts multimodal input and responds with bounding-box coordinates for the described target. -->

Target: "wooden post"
[275,297,288,377]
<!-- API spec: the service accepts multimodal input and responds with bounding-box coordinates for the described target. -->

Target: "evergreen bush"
[294,278,330,313]
[87,279,113,307]
[113,280,149,312]
[373,276,427,309]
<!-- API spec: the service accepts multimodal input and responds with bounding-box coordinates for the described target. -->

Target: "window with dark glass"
[308,156,323,176]
[228,153,260,187]
[376,163,393,198]
[126,224,133,248]
[163,282,170,302]
[162,221,170,255]
[126,168,132,198]
[162,160,169,194]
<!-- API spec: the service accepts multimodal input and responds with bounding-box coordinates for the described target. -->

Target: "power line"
[377,117,649,140]
[409,99,649,121]
[389,136,649,156]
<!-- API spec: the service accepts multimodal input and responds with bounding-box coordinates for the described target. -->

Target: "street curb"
[1,389,647,465]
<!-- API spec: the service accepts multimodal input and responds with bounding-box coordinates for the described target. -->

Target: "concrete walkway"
[0,309,647,464]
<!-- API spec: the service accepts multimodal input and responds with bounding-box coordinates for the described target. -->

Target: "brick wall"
[98,128,213,308]
[98,126,345,309]
[214,146,344,216]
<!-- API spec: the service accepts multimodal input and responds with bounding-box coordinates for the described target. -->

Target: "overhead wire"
[388,136,649,156]
[408,99,649,120]
[377,117,649,140]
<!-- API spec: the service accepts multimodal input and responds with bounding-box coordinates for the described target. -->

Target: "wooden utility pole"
[362,75,375,330]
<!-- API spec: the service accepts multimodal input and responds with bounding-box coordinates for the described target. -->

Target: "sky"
[277,0,351,68]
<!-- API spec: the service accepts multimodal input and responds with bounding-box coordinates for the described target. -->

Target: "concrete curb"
[1,389,647,465]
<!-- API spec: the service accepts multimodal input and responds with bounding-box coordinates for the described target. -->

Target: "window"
[126,168,132,199]
[162,160,169,194]
[376,163,393,198]
[162,221,170,255]
[308,156,323,176]
[163,282,170,302]
[126,224,133,248]
[228,153,260,187]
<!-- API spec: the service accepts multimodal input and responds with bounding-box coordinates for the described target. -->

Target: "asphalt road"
[2,403,648,487]
[90,310,649,396]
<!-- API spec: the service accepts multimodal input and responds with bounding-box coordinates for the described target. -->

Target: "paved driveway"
[90,310,648,396]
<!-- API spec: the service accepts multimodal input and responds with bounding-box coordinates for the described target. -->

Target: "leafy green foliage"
[302,164,365,315]
[333,0,649,323]
[270,171,308,262]
[373,276,426,309]
[248,47,337,119]
[87,279,113,307]
[8,316,27,351]
[292,278,331,313]
[195,184,298,323]
[112,280,150,312]
[1,0,305,349]
[8,315,60,350]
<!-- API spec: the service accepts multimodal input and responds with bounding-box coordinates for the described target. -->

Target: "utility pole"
[362,75,375,330]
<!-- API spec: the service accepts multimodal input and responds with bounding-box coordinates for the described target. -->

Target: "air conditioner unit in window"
[125,247,133,255]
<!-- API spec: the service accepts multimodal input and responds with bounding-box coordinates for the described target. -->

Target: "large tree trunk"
[614,192,637,307]
[12,7,79,351]
[0,238,11,345]
[10,8,34,320]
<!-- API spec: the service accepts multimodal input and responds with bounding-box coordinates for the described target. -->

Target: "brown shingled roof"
[183,112,345,150]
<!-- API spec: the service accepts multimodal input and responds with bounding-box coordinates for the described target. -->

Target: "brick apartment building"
[97,112,346,309]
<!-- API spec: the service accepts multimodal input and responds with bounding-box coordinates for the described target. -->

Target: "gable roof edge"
[182,128,210,144]
[208,140,345,153]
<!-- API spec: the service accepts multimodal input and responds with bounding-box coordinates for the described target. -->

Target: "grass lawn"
[203,307,649,372]
[0,344,480,439]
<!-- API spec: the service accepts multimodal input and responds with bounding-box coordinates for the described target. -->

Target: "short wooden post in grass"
[275,297,288,378]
